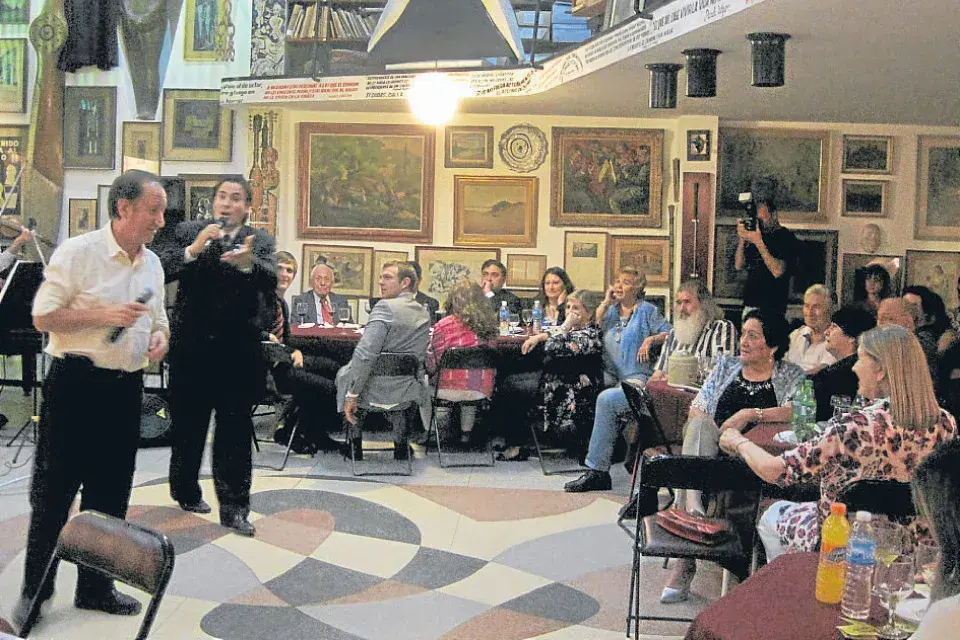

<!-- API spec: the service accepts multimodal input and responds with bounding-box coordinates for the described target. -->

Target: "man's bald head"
[876,297,916,331]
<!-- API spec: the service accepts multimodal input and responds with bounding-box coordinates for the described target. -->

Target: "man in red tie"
[292,261,352,325]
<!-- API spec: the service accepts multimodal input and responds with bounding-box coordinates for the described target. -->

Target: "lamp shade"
[646,63,683,109]
[681,48,720,98]
[746,32,790,87]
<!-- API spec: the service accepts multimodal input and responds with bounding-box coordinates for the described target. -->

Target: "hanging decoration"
[498,124,548,173]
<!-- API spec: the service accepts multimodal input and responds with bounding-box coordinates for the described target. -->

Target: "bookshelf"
[284,0,386,76]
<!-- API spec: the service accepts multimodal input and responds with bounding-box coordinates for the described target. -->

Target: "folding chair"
[19,511,175,640]
[250,374,300,471]
[347,352,421,476]
[625,455,764,639]
[838,479,915,523]
[424,345,498,468]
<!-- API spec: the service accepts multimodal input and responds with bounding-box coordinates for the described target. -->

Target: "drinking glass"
[830,395,852,421]
[508,313,520,329]
[337,307,352,324]
[521,309,533,325]
[874,560,914,639]
[294,300,308,325]
[875,519,909,568]
[914,543,940,602]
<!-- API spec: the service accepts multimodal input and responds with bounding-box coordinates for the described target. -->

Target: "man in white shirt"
[13,170,169,632]
[291,262,351,325]
[786,284,836,374]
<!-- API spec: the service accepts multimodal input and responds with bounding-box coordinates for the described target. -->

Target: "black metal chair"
[626,455,765,638]
[424,345,498,468]
[837,479,916,524]
[19,511,175,640]
[250,370,300,471]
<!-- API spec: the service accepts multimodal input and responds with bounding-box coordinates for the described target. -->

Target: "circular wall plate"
[498,124,548,173]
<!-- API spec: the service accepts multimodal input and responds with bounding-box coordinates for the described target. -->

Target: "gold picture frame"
[179,173,234,222]
[415,246,500,301]
[301,244,374,297]
[916,135,960,241]
[904,249,960,311]
[453,175,538,248]
[444,126,494,169]
[162,89,233,162]
[0,39,27,113]
[68,198,98,237]
[184,0,231,62]
[372,249,409,295]
[608,235,671,288]
[506,254,546,289]
[564,231,608,291]
[121,122,162,174]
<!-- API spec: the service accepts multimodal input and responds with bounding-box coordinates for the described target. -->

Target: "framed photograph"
[162,89,233,162]
[842,135,892,174]
[719,128,829,221]
[506,254,546,289]
[0,1,30,23]
[184,0,224,61]
[0,125,27,216]
[905,250,960,312]
[608,235,671,288]
[563,231,608,291]
[298,122,435,243]
[842,179,887,217]
[453,175,537,248]
[121,122,161,174]
[301,244,374,297]
[0,39,27,113]
[712,223,748,301]
[790,229,839,304]
[415,246,500,301]
[840,254,903,306]
[687,129,711,162]
[372,250,408,295]
[445,126,494,169]
[63,86,117,169]
[68,198,97,237]
[179,173,233,221]
[550,127,664,228]
[916,135,960,241]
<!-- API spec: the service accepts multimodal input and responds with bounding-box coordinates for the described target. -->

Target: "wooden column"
[679,172,714,284]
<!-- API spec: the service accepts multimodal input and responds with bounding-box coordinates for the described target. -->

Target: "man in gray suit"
[336,261,430,460]
[291,262,352,325]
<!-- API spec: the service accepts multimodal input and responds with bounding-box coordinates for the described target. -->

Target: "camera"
[738,192,758,231]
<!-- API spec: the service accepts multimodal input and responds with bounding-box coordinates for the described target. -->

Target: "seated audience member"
[408,260,440,321]
[809,306,876,421]
[648,280,738,384]
[852,263,893,317]
[481,259,523,315]
[909,439,960,640]
[659,309,804,603]
[785,284,836,374]
[904,284,955,354]
[719,325,955,566]
[425,281,498,443]
[521,290,605,458]
[537,266,575,326]
[948,275,960,336]
[261,251,340,453]
[938,339,960,421]
[877,297,916,331]
[291,261,352,325]
[0,225,33,273]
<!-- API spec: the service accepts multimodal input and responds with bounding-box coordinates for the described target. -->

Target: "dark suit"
[291,290,352,324]
[809,354,858,422]
[416,291,440,322]
[488,288,523,315]
[162,221,276,518]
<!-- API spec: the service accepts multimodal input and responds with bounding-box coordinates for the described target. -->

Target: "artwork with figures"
[63,86,117,169]
[608,236,670,287]
[916,136,960,240]
[687,129,711,161]
[184,0,233,61]
[298,123,434,243]
[247,110,280,235]
[453,176,537,247]
[415,246,500,300]
[0,0,29,24]
[905,250,960,311]
[68,199,97,238]
[162,89,233,161]
[121,122,161,174]
[840,254,903,306]
[0,125,26,216]
[0,39,26,113]
[302,244,373,298]
[181,175,229,222]
[250,0,286,76]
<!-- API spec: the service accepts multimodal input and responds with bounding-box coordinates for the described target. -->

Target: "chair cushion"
[639,514,746,564]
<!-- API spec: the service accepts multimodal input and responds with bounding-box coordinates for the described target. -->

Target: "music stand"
[0,261,45,459]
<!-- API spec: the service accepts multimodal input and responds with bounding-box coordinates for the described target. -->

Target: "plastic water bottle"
[499,301,510,336]
[841,511,876,620]
[815,502,851,604]
[531,300,543,334]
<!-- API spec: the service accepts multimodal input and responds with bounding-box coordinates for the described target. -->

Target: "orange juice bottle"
[815,502,851,604]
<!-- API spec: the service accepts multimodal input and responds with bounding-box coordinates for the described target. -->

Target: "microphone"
[107,288,154,343]
[215,217,228,229]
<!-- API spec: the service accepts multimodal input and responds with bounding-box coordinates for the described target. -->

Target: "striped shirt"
[654,319,738,373]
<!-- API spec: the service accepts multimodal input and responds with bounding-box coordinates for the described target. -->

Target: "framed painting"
[0,1,30,23]
[301,244,374,297]
[445,126,494,169]
[162,89,233,162]
[184,0,224,61]
[415,246,500,301]
[840,254,903,306]
[687,129,711,162]
[842,135,892,174]
[645,294,667,318]
[0,125,27,216]
[68,198,97,237]
[180,173,231,221]
[842,179,887,217]
[712,223,748,302]
[608,235,671,288]
[372,249,409,295]
[121,122,161,174]
[97,184,111,222]
[0,39,26,113]
[916,135,960,241]
[63,86,117,169]
[790,229,839,304]
[506,254,546,289]
[718,128,829,221]
[904,250,960,312]
[453,175,537,248]
[550,127,663,228]
[298,123,435,243]
[563,231,608,291]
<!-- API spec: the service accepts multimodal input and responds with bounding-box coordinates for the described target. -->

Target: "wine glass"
[521,309,533,326]
[874,560,914,639]
[830,395,852,421]
[294,300,308,326]
[337,306,352,325]
[914,543,940,602]
[875,520,909,568]
[508,313,520,330]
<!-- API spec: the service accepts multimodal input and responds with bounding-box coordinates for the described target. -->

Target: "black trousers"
[272,356,338,445]
[168,348,261,516]
[21,356,142,600]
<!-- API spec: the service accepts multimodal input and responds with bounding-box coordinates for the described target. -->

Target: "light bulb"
[407,72,464,126]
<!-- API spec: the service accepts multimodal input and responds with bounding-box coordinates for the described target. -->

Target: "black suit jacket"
[489,288,523,315]
[810,354,858,422]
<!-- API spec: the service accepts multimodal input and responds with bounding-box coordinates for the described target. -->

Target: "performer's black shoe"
[74,588,142,615]
[178,498,212,514]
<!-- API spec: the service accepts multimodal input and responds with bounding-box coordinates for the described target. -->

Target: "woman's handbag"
[654,508,732,545]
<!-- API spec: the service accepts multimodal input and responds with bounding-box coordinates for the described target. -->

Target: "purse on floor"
[654,508,732,545]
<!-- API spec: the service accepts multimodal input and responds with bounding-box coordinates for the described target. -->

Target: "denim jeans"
[584,386,631,472]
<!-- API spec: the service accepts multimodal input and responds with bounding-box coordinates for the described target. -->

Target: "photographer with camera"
[734,177,798,318]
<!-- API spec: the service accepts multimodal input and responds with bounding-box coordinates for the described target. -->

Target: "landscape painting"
[445,126,493,168]
[453,176,537,247]
[916,135,960,241]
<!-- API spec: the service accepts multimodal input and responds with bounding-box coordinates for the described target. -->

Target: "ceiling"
[299,0,960,126]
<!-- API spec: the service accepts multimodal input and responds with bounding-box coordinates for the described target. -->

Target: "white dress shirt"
[786,325,836,374]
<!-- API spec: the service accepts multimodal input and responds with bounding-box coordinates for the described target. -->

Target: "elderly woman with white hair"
[785,284,836,374]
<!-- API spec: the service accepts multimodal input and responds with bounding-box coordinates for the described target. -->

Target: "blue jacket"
[600,301,671,382]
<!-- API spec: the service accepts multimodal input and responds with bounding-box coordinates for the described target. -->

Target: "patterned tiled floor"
[0,385,719,639]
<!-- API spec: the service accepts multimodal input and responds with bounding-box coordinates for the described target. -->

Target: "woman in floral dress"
[720,324,957,560]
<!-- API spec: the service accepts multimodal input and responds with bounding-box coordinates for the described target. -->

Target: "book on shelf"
[303,3,317,38]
